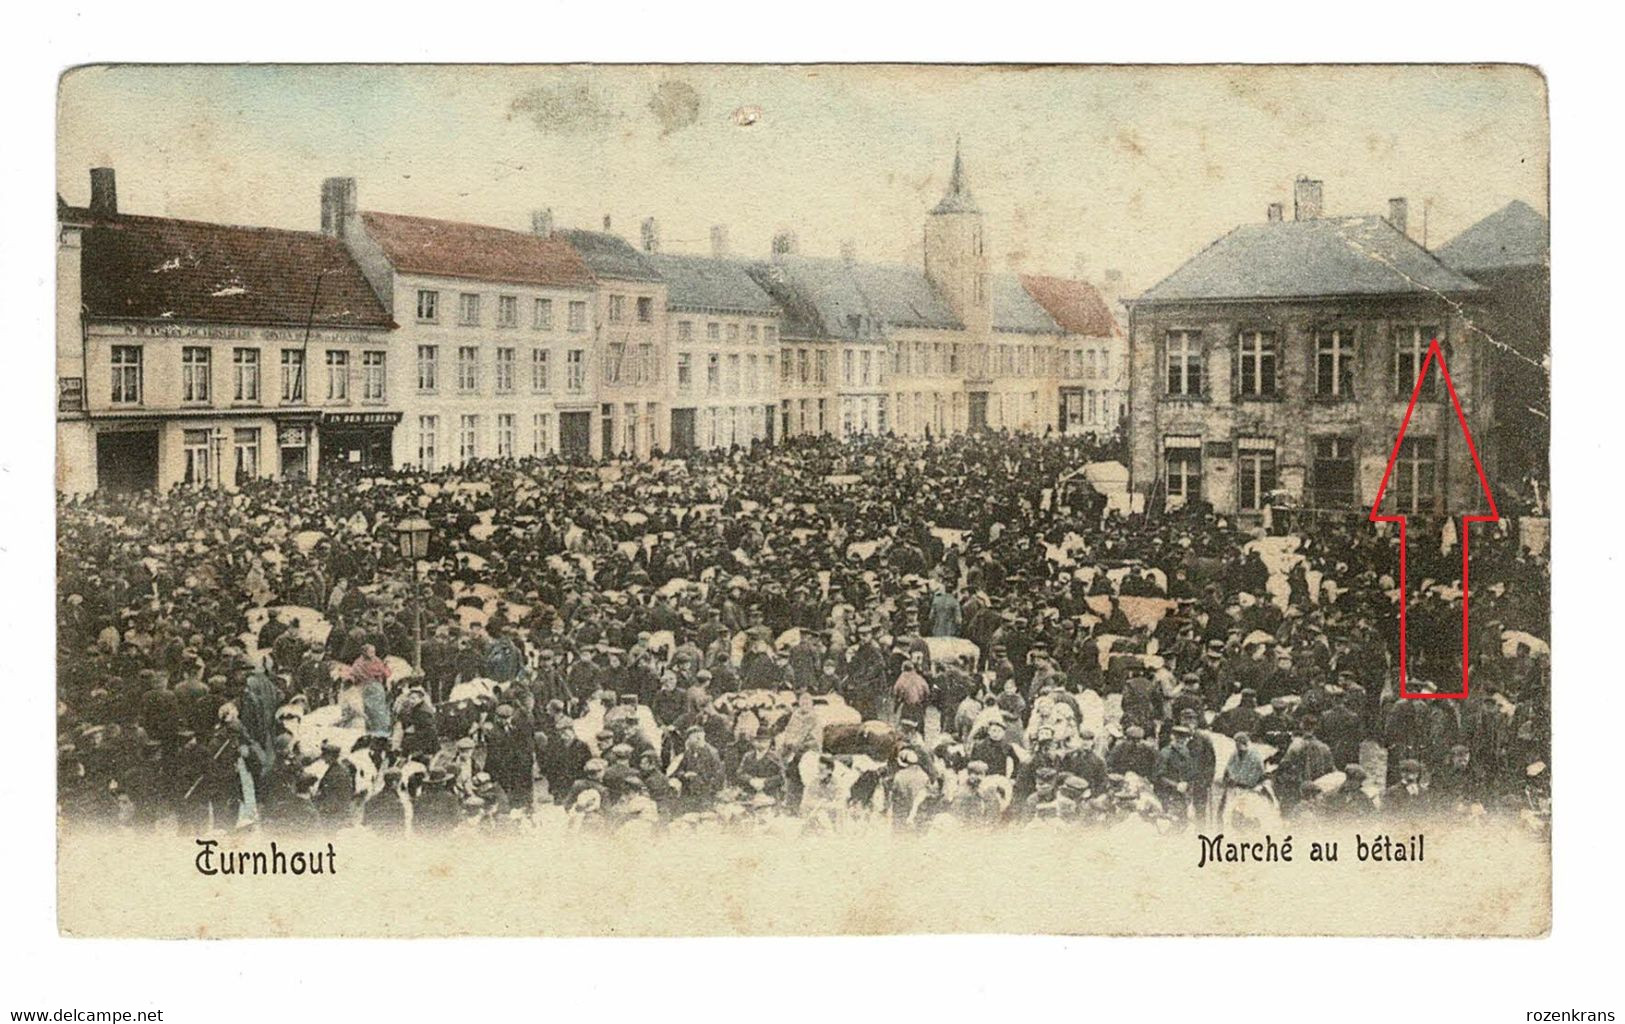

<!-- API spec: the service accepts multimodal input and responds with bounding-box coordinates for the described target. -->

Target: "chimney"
[771,229,799,259]
[531,208,554,237]
[602,214,613,233]
[710,224,730,258]
[1266,202,1284,223]
[89,167,117,217]
[1388,197,1409,236]
[640,217,660,252]
[320,177,357,238]
[1293,177,1323,221]
[840,240,856,265]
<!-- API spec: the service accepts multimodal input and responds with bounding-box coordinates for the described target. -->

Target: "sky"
[57,64,1548,294]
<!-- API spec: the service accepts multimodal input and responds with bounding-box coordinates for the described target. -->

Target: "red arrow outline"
[1368,338,1499,700]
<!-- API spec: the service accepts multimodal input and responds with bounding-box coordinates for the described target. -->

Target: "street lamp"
[395,518,432,676]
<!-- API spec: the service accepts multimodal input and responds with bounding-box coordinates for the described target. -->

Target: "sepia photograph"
[49,63,1552,939]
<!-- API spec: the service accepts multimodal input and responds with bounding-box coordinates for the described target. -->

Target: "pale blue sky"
[58,64,1548,292]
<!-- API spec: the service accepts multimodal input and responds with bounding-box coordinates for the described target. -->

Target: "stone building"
[1436,200,1550,491]
[321,181,599,468]
[1020,273,1127,435]
[56,169,396,494]
[1128,179,1489,520]
[647,242,783,452]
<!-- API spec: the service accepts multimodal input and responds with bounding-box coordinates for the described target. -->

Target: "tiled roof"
[751,256,961,340]
[991,274,1062,334]
[360,211,595,290]
[79,213,394,329]
[1137,216,1483,303]
[556,228,664,283]
[1019,274,1122,337]
[1436,200,1549,272]
[646,252,779,315]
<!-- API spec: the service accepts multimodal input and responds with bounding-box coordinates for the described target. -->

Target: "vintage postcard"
[54,63,1550,936]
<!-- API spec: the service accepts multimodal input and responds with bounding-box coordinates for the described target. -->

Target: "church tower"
[923,140,991,337]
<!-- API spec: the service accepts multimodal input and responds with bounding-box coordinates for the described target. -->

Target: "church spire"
[932,138,979,215]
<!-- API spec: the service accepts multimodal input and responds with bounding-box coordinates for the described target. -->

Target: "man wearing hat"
[734,730,786,798]
[1107,725,1156,779]
[1385,758,1427,815]
[485,699,536,811]
[1152,725,1198,823]
[536,715,591,805]
[313,738,357,829]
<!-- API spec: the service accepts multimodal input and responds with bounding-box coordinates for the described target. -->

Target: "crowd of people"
[56,430,1552,838]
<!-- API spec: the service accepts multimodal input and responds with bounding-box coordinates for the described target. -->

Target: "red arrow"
[1368,338,1499,700]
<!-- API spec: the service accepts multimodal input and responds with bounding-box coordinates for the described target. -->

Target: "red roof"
[80,214,394,329]
[1019,274,1122,338]
[361,211,596,290]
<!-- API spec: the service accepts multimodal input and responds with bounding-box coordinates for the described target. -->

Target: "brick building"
[1127,179,1490,520]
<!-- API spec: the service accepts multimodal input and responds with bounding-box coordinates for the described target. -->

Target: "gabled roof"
[1436,200,1549,272]
[750,256,961,339]
[359,211,595,290]
[1137,216,1482,304]
[556,228,664,283]
[79,213,394,329]
[991,274,1061,334]
[1018,274,1121,337]
[645,252,779,315]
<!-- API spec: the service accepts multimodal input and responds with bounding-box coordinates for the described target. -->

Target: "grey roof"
[992,273,1061,334]
[931,144,980,216]
[556,228,664,283]
[1137,216,1483,304]
[645,252,780,315]
[1436,200,1549,272]
[749,255,961,340]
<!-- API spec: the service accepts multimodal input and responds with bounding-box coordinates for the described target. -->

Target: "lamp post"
[395,517,432,675]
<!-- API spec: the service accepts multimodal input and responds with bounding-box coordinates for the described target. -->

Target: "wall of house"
[667,308,781,450]
[1128,295,1487,517]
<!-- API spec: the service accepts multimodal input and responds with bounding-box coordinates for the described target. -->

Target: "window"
[637,342,653,385]
[458,293,481,326]
[1316,328,1356,399]
[781,348,793,384]
[362,351,386,401]
[951,344,962,374]
[727,354,741,394]
[747,354,759,392]
[417,416,438,471]
[707,353,720,393]
[843,350,855,386]
[233,427,259,483]
[566,349,585,392]
[531,349,550,391]
[1391,437,1437,514]
[748,325,759,343]
[110,345,142,404]
[678,321,693,343]
[636,296,654,323]
[457,346,479,392]
[497,295,518,328]
[727,323,741,344]
[1237,438,1278,513]
[532,413,552,456]
[608,295,626,323]
[568,301,587,332]
[416,290,439,322]
[817,398,827,433]
[459,414,479,463]
[707,322,721,343]
[1236,330,1278,398]
[1164,436,1202,508]
[496,414,515,458]
[494,347,515,393]
[1312,436,1357,509]
[1165,332,1201,396]
[764,326,777,345]
[175,346,211,404]
[605,343,625,385]
[232,348,260,402]
[677,352,693,391]
[1100,349,1110,377]
[1394,326,1441,399]
[280,350,305,403]
[417,345,438,392]
[534,298,554,330]
[325,350,349,401]
[183,429,212,487]
[815,350,828,386]
[624,403,638,450]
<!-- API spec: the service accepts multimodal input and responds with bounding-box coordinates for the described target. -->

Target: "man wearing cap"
[734,730,786,798]
[675,726,725,813]
[485,700,536,810]
[1152,725,1198,822]
[1385,758,1427,815]
[970,720,1017,780]
[313,738,357,829]
[536,715,591,805]
[1107,725,1156,779]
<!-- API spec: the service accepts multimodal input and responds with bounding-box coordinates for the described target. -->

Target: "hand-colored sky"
[58,64,1547,293]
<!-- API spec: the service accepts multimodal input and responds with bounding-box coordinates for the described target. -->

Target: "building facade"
[1128,180,1490,520]
[57,169,396,495]
[325,183,600,469]
[1020,273,1128,435]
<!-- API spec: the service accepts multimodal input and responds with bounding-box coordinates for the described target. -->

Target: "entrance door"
[968,391,989,432]
[95,430,159,493]
[559,411,592,461]
[669,408,696,454]
[763,404,775,445]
